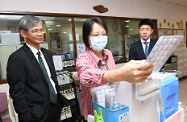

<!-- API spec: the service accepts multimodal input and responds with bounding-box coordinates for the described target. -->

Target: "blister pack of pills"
[146,35,184,72]
[91,85,115,107]
[91,84,124,110]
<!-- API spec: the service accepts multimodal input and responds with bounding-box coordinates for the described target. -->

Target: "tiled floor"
[179,77,187,121]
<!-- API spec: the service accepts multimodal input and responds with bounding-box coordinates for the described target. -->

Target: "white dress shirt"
[26,43,57,94]
[141,38,150,54]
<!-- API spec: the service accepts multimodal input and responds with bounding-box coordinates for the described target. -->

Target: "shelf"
[59,77,82,121]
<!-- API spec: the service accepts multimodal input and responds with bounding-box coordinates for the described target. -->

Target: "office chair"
[0,92,12,122]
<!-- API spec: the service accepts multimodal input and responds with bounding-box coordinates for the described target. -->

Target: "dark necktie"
[144,42,149,58]
[37,51,57,103]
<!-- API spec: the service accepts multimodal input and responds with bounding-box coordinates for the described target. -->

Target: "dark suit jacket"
[0,115,2,122]
[7,44,68,122]
[129,39,157,61]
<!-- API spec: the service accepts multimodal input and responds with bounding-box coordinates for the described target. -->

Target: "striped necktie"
[37,51,57,103]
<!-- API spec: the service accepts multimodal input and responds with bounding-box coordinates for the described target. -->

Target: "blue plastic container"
[92,100,129,122]
[160,76,179,121]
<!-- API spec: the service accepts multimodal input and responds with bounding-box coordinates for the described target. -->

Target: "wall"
[0,0,187,29]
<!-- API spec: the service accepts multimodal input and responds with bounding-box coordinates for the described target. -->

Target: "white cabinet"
[173,38,187,78]
[173,43,184,78]
[0,45,17,79]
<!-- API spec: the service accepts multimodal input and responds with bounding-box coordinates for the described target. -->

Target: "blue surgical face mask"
[90,36,108,52]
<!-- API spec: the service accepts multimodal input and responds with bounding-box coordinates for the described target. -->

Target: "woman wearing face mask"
[76,17,154,121]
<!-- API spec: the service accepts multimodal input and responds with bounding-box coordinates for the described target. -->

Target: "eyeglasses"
[29,28,45,35]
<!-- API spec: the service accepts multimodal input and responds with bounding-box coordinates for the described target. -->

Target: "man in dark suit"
[7,15,68,122]
[129,18,156,60]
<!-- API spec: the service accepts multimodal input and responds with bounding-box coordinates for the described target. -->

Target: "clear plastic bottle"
[178,101,182,109]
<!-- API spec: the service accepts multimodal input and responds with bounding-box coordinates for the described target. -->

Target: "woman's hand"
[118,60,153,84]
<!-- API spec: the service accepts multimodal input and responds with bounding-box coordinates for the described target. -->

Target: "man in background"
[129,18,156,60]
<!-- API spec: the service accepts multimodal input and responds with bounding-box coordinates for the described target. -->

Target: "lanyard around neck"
[97,60,108,70]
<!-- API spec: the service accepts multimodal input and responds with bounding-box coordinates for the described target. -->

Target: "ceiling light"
[0,15,23,20]
[68,18,87,22]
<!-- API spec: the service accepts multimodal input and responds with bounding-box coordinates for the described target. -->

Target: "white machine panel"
[135,78,160,101]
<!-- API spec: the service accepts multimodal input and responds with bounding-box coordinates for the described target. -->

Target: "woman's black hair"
[82,17,108,48]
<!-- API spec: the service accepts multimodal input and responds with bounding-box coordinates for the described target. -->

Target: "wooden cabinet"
[47,30,62,53]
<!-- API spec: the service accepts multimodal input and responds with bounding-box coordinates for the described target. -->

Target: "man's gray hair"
[18,15,43,31]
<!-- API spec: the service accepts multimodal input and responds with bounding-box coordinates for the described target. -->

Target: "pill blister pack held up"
[146,35,184,72]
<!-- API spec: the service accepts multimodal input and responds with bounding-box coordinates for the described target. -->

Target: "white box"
[0,33,20,45]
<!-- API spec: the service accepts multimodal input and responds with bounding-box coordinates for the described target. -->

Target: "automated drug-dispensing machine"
[115,35,186,122]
